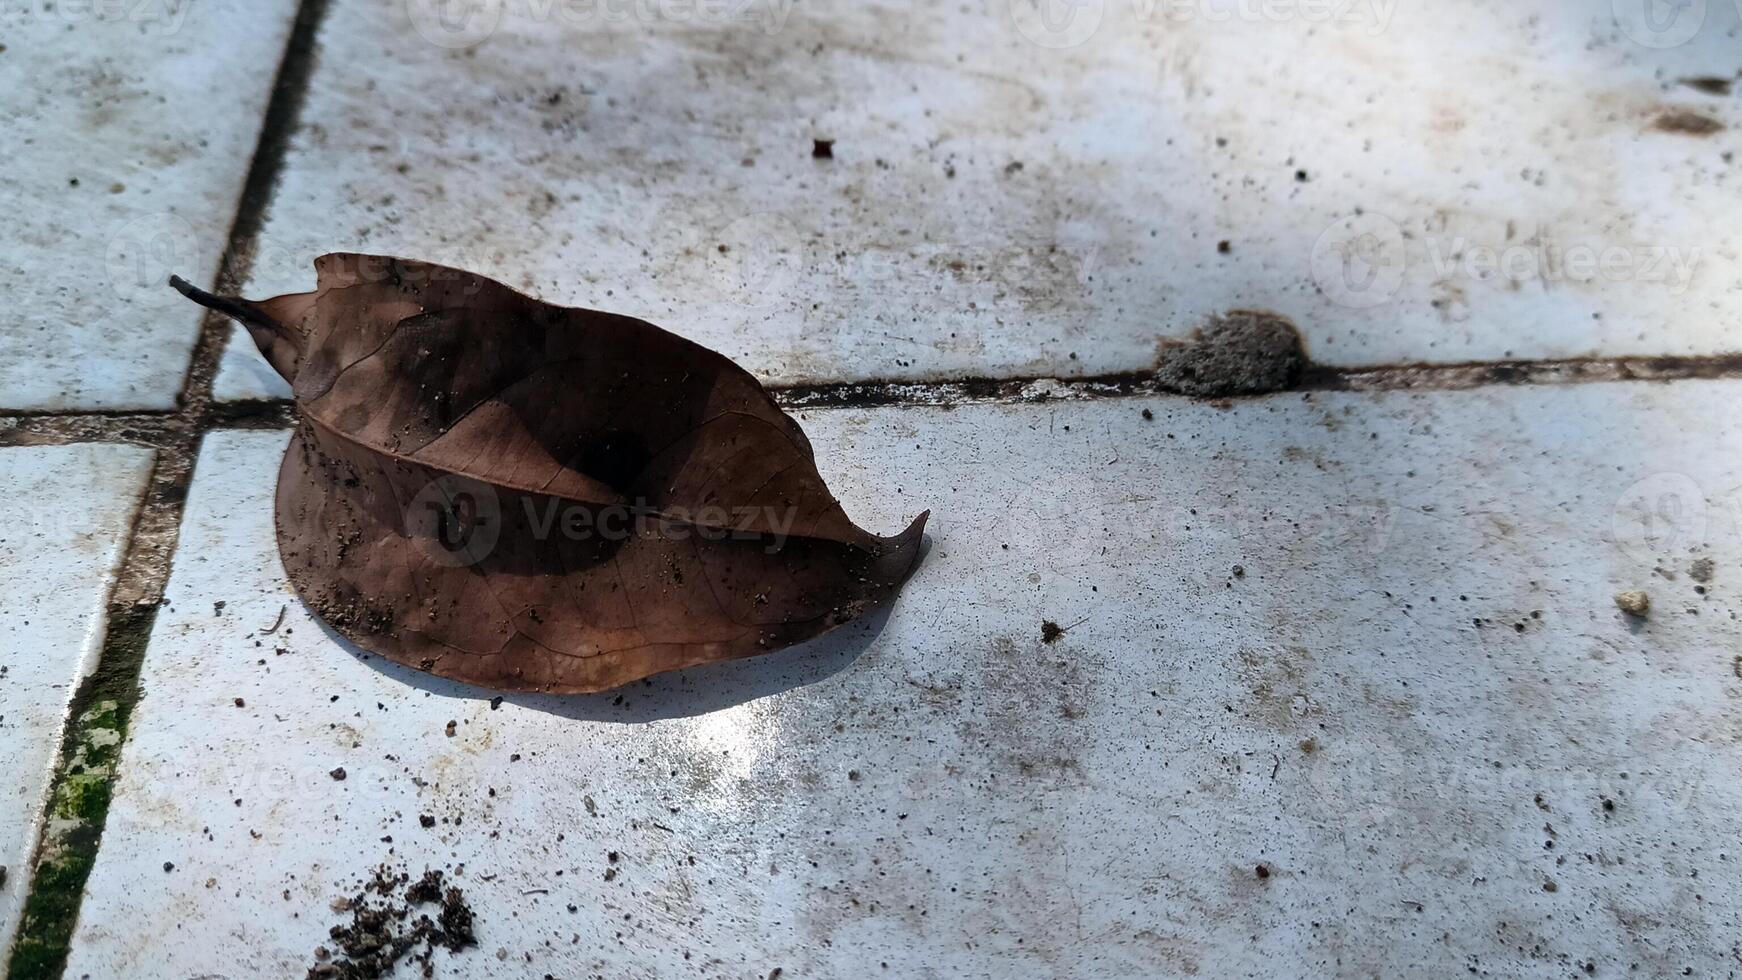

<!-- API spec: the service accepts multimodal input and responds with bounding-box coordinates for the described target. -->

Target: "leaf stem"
[167,275,283,334]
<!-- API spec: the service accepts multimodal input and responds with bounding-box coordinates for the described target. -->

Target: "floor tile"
[0,444,153,957]
[214,0,1742,401]
[67,382,1742,977]
[1,1,300,410]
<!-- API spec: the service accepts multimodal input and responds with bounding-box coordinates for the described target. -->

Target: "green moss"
[6,603,155,980]
[49,775,111,824]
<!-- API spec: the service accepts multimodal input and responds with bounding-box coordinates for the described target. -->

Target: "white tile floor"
[66,383,1742,976]
[0,445,154,957]
[5,1,1742,976]
[0,0,299,410]
[213,0,1742,402]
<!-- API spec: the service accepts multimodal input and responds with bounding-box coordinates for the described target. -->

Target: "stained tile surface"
[214,0,1742,401]
[0,444,153,958]
[66,382,1742,977]
[1,0,300,410]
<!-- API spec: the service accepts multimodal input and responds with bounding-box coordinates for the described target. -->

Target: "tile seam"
[4,351,1742,444]
[3,0,333,975]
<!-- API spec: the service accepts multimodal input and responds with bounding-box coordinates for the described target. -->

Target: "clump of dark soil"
[308,867,477,979]
[1154,310,1307,397]
[1041,620,1065,644]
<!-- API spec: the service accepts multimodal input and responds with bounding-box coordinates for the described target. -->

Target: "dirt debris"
[1040,620,1065,644]
[1680,76,1734,96]
[1614,590,1651,617]
[1154,310,1307,397]
[1690,558,1715,584]
[1652,110,1725,136]
[309,866,477,979]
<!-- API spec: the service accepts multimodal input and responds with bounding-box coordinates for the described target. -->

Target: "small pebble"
[1614,590,1651,617]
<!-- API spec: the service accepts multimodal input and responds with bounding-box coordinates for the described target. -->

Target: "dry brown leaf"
[172,254,926,693]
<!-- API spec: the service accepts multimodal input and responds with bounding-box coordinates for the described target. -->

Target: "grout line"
[777,351,1742,407]
[4,1,332,976]
[4,350,1742,450]
[1308,351,1742,393]
[211,0,333,296]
